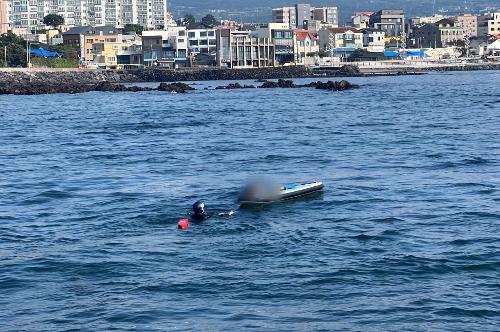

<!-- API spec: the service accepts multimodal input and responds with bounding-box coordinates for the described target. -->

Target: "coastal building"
[456,14,478,37]
[187,29,217,56]
[62,26,122,61]
[92,35,142,68]
[8,0,169,31]
[258,23,295,64]
[362,28,386,52]
[216,29,274,68]
[0,0,8,34]
[412,19,465,48]
[318,27,363,58]
[477,14,492,37]
[294,29,318,64]
[410,14,446,26]
[142,27,188,68]
[272,4,338,29]
[489,13,500,36]
[436,18,465,47]
[352,12,373,29]
[369,9,405,38]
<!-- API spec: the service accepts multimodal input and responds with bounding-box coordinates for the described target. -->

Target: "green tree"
[48,44,79,60]
[43,14,64,28]
[0,32,27,67]
[123,24,144,35]
[201,14,218,28]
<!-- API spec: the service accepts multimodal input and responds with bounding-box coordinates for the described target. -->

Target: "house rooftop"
[63,25,122,35]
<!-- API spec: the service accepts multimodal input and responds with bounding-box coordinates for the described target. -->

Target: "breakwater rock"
[0,82,193,95]
[211,79,357,91]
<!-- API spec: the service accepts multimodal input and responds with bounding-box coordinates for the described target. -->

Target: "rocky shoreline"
[0,79,357,95]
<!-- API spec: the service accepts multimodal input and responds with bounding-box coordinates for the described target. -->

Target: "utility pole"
[464,34,470,59]
[3,46,6,67]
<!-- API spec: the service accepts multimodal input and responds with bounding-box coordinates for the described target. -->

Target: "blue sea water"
[0,71,499,331]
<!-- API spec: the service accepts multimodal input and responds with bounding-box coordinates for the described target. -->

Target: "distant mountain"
[169,0,499,23]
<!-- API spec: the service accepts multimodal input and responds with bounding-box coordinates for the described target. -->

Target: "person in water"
[191,200,235,221]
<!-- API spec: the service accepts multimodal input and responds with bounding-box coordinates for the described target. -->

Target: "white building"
[362,28,385,52]
[187,29,217,55]
[0,0,9,34]
[8,0,169,30]
[142,27,188,68]
[489,13,500,36]
[272,4,338,29]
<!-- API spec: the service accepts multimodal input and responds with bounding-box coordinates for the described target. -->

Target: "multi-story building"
[352,12,373,29]
[456,14,478,37]
[477,14,492,37]
[413,19,465,48]
[216,29,274,68]
[8,0,169,30]
[272,7,296,28]
[489,13,500,36]
[62,25,122,60]
[294,29,318,63]
[272,4,338,29]
[369,9,405,37]
[0,0,8,34]
[318,27,363,58]
[258,23,295,64]
[362,28,385,52]
[410,14,446,26]
[187,29,217,56]
[142,27,188,68]
[91,35,142,68]
[312,7,338,26]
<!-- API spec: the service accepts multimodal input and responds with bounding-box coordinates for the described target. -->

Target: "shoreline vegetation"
[0,63,499,95]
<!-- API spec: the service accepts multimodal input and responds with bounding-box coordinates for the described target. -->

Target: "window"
[188,31,195,38]
[178,39,184,43]
[200,31,207,37]
[178,30,185,36]
[208,31,215,37]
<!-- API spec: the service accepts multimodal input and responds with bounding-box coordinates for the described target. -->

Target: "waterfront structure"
[8,0,169,30]
[294,29,318,64]
[0,0,8,34]
[352,12,373,29]
[258,23,295,64]
[369,10,405,37]
[63,26,122,61]
[362,28,386,52]
[142,27,188,68]
[216,28,274,68]
[456,14,478,37]
[187,29,217,56]
[413,19,465,48]
[272,4,338,29]
[489,13,500,36]
[437,18,465,46]
[318,27,363,58]
[92,35,142,68]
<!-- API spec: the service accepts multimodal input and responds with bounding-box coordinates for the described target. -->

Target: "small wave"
[433,307,499,318]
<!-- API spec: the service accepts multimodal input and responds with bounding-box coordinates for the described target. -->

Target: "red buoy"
[177,218,189,230]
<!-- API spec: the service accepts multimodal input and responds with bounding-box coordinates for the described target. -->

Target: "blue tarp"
[383,51,400,57]
[30,48,61,58]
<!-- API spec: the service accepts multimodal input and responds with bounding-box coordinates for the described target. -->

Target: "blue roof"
[383,51,400,57]
[30,48,61,58]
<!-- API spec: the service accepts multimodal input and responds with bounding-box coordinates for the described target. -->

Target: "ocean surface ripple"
[1,71,499,331]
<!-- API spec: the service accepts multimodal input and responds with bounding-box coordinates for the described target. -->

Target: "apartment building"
[352,12,373,29]
[258,23,295,64]
[0,0,8,34]
[62,25,122,60]
[362,28,385,52]
[187,29,217,56]
[216,29,274,68]
[413,19,465,48]
[8,0,169,30]
[370,10,405,37]
[272,4,338,29]
[456,14,478,37]
[142,27,188,68]
[489,13,500,36]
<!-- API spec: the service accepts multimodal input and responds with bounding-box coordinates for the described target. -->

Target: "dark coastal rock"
[215,83,255,89]
[157,82,195,93]
[260,78,297,88]
[302,80,358,91]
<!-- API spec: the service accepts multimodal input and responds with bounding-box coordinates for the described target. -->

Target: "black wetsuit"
[191,212,211,221]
